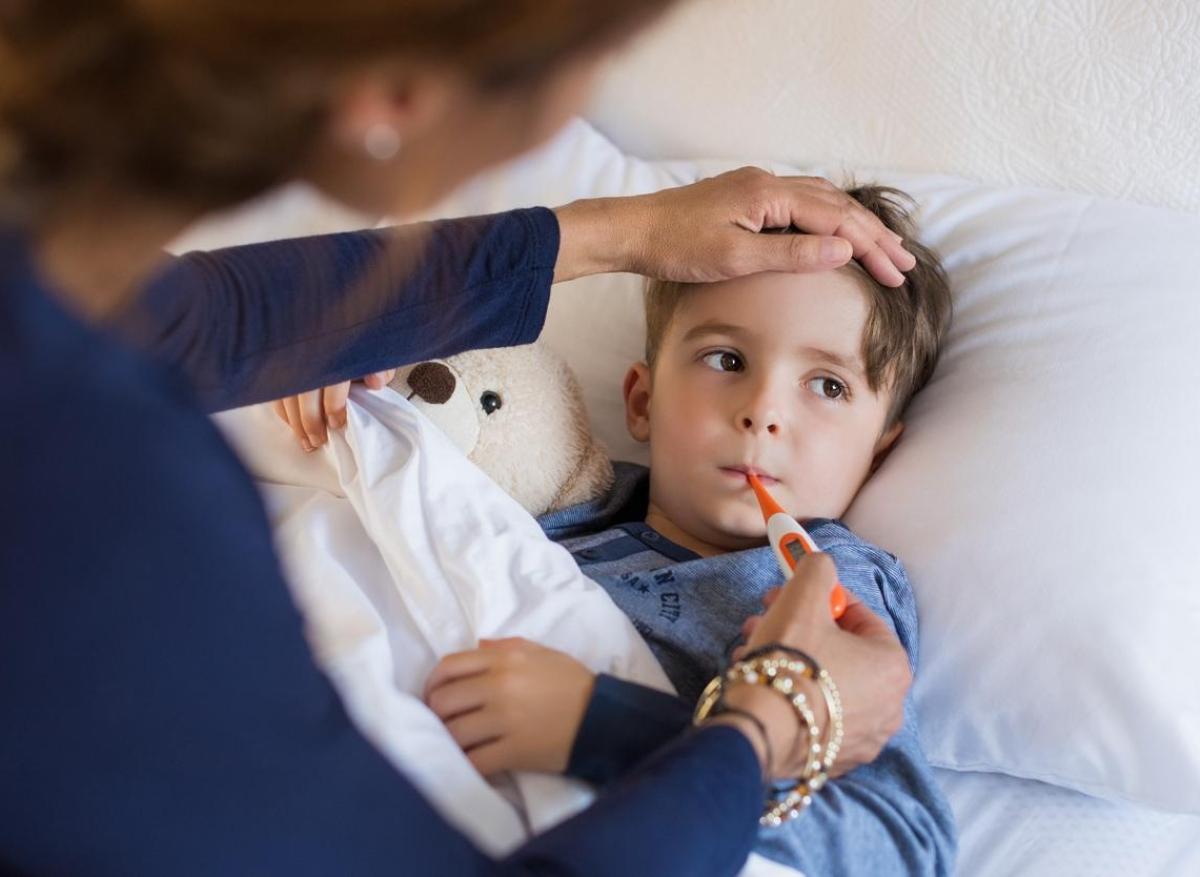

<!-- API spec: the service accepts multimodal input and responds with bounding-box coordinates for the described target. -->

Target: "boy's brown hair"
[643,184,952,426]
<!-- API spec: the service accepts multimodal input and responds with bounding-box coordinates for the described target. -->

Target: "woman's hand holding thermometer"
[746,472,848,620]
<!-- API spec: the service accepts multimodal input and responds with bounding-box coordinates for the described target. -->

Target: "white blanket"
[215,388,796,875]
[215,387,671,853]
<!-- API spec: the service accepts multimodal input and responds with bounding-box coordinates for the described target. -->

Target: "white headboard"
[587,0,1200,213]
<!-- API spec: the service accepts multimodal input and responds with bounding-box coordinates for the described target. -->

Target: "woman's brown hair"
[0,0,674,215]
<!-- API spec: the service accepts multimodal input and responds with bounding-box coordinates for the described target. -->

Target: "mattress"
[934,768,1200,876]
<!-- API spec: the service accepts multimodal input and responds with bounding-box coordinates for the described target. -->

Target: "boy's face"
[625,268,903,555]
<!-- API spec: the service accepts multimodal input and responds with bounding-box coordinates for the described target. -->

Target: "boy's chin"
[703,508,769,548]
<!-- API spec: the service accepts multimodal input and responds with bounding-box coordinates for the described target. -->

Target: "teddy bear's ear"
[547,435,615,514]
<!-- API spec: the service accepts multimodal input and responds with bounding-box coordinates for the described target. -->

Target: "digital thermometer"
[746,472,848,620]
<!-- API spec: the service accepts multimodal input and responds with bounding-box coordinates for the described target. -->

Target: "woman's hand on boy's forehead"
[569,167,915,287]
[766,173,917,287]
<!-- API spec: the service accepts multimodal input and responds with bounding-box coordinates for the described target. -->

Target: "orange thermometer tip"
[746,472,786,521]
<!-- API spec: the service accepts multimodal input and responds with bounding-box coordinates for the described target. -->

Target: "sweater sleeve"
[508,725,762,876]
[116,208,557,412]
[567,673,694,786]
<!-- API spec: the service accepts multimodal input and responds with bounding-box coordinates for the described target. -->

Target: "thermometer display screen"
[785,539,806,564]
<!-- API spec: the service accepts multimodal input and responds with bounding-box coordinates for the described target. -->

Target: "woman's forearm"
[511,724,762,877]
[567,674,693,786]
[552,198,641,283]
[118,209,558,412]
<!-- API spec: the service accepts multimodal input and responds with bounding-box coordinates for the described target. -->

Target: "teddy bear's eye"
[480,391,503,415]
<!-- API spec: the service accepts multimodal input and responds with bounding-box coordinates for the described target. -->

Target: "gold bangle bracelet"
[813,665,844,774]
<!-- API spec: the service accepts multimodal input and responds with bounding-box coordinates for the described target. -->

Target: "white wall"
[587,0,1200,212]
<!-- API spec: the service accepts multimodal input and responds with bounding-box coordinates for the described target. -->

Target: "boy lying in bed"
[424,185,957,876]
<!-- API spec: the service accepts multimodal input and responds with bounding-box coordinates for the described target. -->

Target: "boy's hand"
[424,638,596,777]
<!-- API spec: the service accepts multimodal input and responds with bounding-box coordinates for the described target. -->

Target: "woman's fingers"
[296,389,329,448]
[745,554,840,649]
[270,371,396,448]
[878,233,917,272]
[279,389,328,450]
[746,232,854,277]
[281,396,315,452]
[820,211,905,287]
[322,381,352,431]
[754,226,904,288]
[836,592,892,638]
[857,247,906,288]
[362,369,397,390]
[776,175,916,272]
[736,170,915,286]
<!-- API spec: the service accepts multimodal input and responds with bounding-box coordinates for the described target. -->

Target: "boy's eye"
[701,351,745,373]
[808,376,848,400]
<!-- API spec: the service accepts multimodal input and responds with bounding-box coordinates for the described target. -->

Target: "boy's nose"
[739,414,780,435]
[736,377,785,436]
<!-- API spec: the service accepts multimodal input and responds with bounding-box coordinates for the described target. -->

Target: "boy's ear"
[870,421,905,475]
[623,362,652,443]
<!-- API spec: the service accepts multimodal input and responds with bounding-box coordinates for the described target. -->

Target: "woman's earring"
[364,123,402,161]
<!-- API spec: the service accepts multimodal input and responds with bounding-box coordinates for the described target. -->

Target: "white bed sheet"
[935,768,1200,877]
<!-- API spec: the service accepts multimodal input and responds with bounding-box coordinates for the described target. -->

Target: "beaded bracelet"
[725,655,824,783]
[736,644,845,775]
[739,654,837,827]
[694,646,843,826]
[759,672,843,827]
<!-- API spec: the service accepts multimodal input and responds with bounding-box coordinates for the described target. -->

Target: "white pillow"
[424,120,1200,812]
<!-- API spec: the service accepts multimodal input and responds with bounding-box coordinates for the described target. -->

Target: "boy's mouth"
[719,465,780,486]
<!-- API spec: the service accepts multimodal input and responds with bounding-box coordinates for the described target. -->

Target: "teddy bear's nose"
[407,361,457,405]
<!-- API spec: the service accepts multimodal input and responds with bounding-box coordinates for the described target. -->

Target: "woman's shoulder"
[2,247,270,569]
[2,228,167,399]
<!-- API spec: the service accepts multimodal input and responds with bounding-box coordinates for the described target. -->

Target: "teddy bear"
[388,342,614,517]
